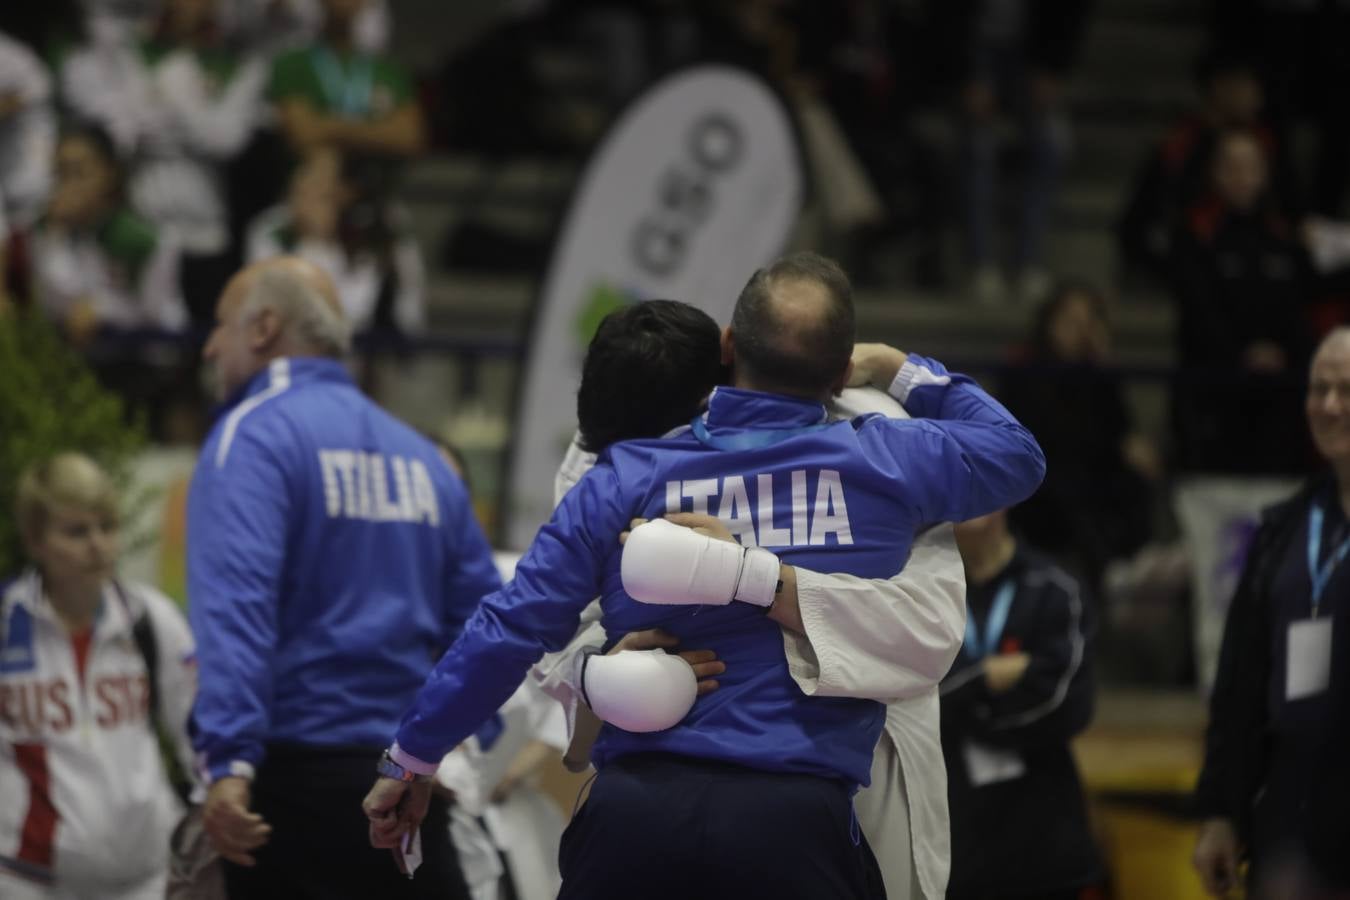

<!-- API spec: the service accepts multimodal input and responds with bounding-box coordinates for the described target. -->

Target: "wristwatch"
[376,748,432,783]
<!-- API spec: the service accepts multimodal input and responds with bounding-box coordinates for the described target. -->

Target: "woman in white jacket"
[0,453,195,900]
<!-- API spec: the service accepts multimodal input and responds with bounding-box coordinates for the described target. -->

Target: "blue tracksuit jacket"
[187,357,501,782]
[396,355,1045,787]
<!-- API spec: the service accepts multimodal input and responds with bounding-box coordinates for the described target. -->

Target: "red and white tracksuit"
[0,570,195,899]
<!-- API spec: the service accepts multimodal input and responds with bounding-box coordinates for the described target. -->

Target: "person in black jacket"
[1116,48,1301,283]
[1000,279,1160,591]
[941,508,1105,900]
[1192,327,1350,898]
[1169,127,1314,476]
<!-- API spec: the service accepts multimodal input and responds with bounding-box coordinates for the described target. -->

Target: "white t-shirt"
[33,215,187,330]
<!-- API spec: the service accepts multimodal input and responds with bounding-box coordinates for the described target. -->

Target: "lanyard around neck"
[965,578,1016,659]
[312,46,373,118]
[1307,502,1350,616]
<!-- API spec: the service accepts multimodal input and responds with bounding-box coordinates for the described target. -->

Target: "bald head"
[204,256,351,400]
[729,252,855,399]
[238,256,350,356]
[1307,327,1350,470]
[230,256,344,324]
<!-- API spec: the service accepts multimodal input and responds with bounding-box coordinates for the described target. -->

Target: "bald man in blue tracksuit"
[188,259,501,899]
[365,254,1046,899]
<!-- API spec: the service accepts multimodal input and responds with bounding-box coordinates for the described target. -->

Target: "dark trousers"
[223,745,469,900]
[558,754,887,900]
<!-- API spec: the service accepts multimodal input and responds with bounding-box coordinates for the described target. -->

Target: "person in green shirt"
[268,0,425,160]
[33,125,185,340]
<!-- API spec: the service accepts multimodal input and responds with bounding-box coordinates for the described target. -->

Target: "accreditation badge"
[1286,617,1333,700]
[963,740,1026,787]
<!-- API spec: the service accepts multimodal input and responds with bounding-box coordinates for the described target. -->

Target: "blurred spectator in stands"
[0,29,55,232]
[1192,327,1350,899]
[33,125,186,343]
[952,0,1092,304]
[246,149,424,335]
[1212,0,1350,218]
[941,508,1104,900]
[1170,127,1312,475]
[57,0,270,323]
[128,0,268,323]
[1000,278,1158,590]
[267,0,425,161]
[553,0,697,111]
[0,28,54,311]
[789,1,950,289]
[80,0,160,46]
[1117,47,1301,283]
[57,7,165,160]
[689,2,918,289]
[227,0,390,57]
[690,0,800,86]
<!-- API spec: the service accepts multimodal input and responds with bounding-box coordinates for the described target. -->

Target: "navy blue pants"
[558,754,887,900]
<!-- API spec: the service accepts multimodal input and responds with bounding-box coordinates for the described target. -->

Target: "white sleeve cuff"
[734,547,780,608]
[887,357,950,405]
[389,742,440,776]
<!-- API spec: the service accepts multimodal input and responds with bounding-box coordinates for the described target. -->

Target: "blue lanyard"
[964,579,1016,659]
[1307,502,1350,616]
[689,415,831,452]
[312,47,373,118]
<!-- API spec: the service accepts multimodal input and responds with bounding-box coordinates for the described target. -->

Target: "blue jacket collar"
[219,356,352,412]
[702,386,829,430]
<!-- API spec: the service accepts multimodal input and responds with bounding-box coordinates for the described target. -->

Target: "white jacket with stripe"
[0,570,195,892]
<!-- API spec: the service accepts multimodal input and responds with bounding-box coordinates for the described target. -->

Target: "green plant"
[0,312,149,576]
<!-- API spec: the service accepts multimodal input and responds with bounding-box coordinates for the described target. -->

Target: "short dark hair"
[576,300,725,452]
[729,251,855,397]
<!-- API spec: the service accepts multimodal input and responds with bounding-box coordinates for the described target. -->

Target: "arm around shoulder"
[856,351,1045,523]
[787,524,966,701]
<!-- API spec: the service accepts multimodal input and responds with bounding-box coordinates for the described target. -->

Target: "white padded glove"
[582,649,697,732]
[621,518,780,608]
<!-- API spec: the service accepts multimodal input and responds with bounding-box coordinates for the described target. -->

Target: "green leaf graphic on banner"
[575,281,632,346]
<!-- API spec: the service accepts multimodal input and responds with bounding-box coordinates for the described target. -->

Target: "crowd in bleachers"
[7,5,1350,898]
[0,0,428,439]
[3,0,1349,644]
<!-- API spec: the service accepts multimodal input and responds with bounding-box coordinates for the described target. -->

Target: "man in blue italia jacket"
[364,252,1046,899]
[188,257,500,899]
